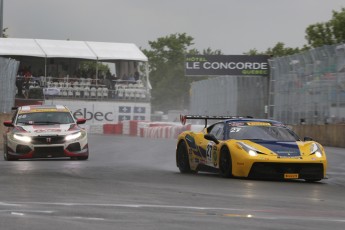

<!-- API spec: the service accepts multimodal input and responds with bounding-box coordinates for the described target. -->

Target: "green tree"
[142,33,194,112]
[305,7,345,47]
[78,61,110,77]
[1,27,8,38]
[245,42,301,57]
[143,33,223,112]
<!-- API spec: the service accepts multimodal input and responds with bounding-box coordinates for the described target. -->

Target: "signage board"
[185,55,270,76]
[44,99,151,124]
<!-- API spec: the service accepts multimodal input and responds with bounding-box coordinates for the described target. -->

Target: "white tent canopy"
[0,38,46,57]
[87,41,147,61]
[0,38,148,61]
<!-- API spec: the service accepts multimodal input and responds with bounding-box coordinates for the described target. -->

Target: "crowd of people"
[15,67,147,101]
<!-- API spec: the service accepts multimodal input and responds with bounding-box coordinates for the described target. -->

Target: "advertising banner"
[185,55,270,76]
[44,99,151,124]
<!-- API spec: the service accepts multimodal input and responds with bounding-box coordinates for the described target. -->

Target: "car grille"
[67,143,81,152]
[248,163,324,180]
[33,146,65,158]
[31,136,65,145]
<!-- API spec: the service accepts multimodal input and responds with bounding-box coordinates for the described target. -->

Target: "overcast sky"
[3,0,345,54]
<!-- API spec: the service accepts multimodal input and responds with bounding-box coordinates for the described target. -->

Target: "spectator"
[134,71,140,81]
[16,74,24,97]
[23,78,30,99]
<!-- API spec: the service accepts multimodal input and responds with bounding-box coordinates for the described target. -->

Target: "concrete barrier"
[2,113,345,149]
[291,124,345,148]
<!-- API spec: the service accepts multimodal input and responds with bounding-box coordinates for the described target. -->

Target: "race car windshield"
[228,126,299,141]
[16,112,75,125]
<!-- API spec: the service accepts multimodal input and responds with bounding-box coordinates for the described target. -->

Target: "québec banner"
[185,55,270,76]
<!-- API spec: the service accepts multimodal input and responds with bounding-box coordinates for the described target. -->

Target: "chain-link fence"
[190,75,268,118]
[0,57,19,113]
[269,43,345,124]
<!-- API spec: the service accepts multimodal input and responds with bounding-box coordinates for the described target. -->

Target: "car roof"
[18,105,70,114]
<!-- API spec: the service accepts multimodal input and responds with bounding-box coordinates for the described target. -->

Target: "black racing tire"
[3,143,7,161]
[176,141,192,173]
[3,144,17,161]
[77,156,89,160]
[305,178,322,182]
[219,147,232,178]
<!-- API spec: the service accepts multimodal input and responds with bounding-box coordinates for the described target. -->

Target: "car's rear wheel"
[219,147,232,178]
[176,141,192,173]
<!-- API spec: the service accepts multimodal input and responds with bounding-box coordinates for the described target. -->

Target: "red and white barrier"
[97,120,204,139]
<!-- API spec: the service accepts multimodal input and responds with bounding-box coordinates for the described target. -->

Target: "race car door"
[201,123,224,168]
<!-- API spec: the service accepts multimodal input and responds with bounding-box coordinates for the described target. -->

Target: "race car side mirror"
[3,121,14,127]
[204,133,220,144]
[304,136,314,141]
[76,118,86,124]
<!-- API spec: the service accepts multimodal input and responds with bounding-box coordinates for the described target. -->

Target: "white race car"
[3,105,89,160]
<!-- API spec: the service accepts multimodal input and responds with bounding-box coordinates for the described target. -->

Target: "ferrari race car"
[176,115,327,182]
[3,105,89,160]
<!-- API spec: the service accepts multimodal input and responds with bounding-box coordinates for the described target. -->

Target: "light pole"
[0,0,3,37]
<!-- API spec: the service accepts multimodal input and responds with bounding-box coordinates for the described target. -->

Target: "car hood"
[19,124,77,136]
[250,140,301,157]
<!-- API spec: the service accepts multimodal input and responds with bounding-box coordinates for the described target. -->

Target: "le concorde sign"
[185,55,270,76]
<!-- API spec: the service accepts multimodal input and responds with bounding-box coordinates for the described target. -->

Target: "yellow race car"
[176,115,327,182]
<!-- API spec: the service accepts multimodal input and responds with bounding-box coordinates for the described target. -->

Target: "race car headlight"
[310,143,322,158]
[13,134,32,143]
[237,142,258,156]
[65,132,82,141]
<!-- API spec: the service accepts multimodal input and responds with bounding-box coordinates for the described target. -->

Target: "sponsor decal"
[34,129,62,133]
[229,122,245,127]
[133,116,145,120]
[185,55,270,76]
[119,115,131,121]
[73,108,114,122]
[247,122,271,126]
[119,106,131,113]
[134,107,146,113]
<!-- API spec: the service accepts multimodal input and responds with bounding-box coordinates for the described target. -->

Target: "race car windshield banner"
[185,55,270,76]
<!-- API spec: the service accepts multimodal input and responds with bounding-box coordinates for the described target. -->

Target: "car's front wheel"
[219,147,232,178]
[77,156,89,160]
[176,141,192,173]
[3,144,17,161]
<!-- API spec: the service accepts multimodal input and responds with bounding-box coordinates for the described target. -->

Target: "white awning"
[0,38,147,61]
[36,39,97,59]
[86,41,148,61]
[0,38,46,57]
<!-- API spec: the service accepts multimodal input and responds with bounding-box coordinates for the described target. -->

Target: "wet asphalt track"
[0,134,345,230]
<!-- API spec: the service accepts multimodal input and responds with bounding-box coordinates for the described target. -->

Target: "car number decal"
[230,127,241,132]
[206,142,213,163]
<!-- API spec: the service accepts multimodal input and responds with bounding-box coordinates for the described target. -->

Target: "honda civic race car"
[176,115,327,182]
[3,105,89,160]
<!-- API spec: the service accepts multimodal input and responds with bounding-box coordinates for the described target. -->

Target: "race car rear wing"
[180,115,253,128]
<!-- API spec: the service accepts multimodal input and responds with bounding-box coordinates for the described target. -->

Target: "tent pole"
[44,57,47,87]
[96,59,99,86]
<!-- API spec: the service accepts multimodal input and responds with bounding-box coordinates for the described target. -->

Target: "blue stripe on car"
[251,141,301,157]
